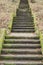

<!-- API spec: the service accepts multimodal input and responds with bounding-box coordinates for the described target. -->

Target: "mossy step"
[12,24,34,27]
[4,39,40,44]
[5,35,39,39]
[20,3,28,6]
[3,43,41,49]
[17,13,32,17]
[16,15,33,18]
[12,28,35,32]
[20,0,28,4]
[0,60,43,65]
[19,7,29,9]
[17,8,31,13]
[13,22,34,25]
[19,4,29,8]
[2,48,41,54]
[13,24,34,27]
[0,54,42,60]
[2,49,41,55]
[13,17,33,21]
[19,6,30,9]
[16,11,32,14]
[13,27,34,30]
[13,21,33,23]
[13,17,33,22]
[13,21,34,23]
[4,39,39,42]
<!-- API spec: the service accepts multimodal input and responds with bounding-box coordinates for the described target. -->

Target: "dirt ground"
[0,0,19,28]
[29,0,43,32]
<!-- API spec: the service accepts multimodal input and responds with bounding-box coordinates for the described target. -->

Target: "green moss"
[8,12,16,32]
[40,33,43,54]
[0,28,6,53]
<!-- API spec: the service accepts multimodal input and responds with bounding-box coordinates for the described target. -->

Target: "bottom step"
[0,60,43,65]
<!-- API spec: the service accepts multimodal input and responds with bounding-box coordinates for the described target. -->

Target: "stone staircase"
[11,0,35,33]
[0,0,43,65]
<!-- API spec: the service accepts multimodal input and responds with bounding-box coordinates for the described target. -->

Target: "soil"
[0,0,19,28]
[29,0,43,32]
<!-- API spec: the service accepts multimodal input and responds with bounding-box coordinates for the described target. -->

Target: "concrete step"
[19,4,28,7]
[3,43,40,49]
[17,8,31,13]
[12,27,34,29]
[12,28,35,32]
[12,26,34,29]
[17,12,31,16]
[6,33,38,37]
[13,20,33,22]
[20,0,28,4]
[12,25,34,27]
[2,49,41,54]
[12,22,34,26]
[13,21,34,24]
[4,39,40,43]
[0,60,43,65]
[2,48,41,54]
[5,38,39,42]
[13,18,33,22]
[0,54,42,60]
[19,6,29,9]
[13,22,34,25]
[16,13,32,16]
[5,35,39,40]
[12,28,34,31]
[12,24,34,27]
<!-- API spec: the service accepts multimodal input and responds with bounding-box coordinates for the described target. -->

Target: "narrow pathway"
[0,0,43,65]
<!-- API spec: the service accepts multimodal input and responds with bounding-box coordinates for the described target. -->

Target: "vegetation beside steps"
[8,12,16,33]
[28,1,43,54]
[40,33,43,54]
[0,28,6,53]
